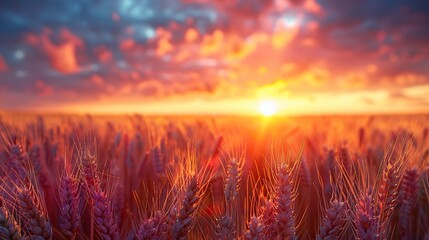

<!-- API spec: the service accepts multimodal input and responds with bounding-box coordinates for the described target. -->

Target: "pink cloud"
[120,39,135,51]
[112,12,120,22]
[35,80,54,96]
[0,55,8,72]
[94,45,113,63]
[303,0,322,14]
[90,74,105,86]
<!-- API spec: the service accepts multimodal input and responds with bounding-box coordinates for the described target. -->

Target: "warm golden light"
[258,99,278,116]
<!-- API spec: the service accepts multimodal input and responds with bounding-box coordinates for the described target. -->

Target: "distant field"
[0,114,428,239]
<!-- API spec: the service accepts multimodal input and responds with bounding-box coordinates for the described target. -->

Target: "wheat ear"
[398,168,419,239]
[245,216,263,240]
[275,164,296,239]
[17,186,52,239]
[354,194,377,240]
[0,206,21,240]
[317,200,347,240]
[172,175,199,240]
[215,214,234,240]
[58,173,81,239]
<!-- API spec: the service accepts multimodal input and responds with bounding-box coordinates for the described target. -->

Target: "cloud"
[0,0,428,112]
[389,89,429,106]
[155,28,174,56]
[0,55,8,72]
[94,45,113,63]
[35,80,54,96]
[185,28,199,43]
[25,28,83,73]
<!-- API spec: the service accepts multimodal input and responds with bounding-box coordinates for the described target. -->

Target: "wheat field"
[0,114,428,240]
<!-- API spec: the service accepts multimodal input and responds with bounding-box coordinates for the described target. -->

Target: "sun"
[258,99,278,116]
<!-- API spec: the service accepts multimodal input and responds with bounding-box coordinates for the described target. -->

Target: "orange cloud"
[26,28,83,74]
[156,28,173,56]
[394,73,427,86]
[185,28,199,43]
[226,37,256,61]
[201,30,223,55]
[271,21,298,49]
[174,50,191,62]
[366,64,378,74]
[0,55,8,72]
[45,42,80,73]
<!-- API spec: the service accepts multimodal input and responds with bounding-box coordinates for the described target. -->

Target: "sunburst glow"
[258,99,278,116]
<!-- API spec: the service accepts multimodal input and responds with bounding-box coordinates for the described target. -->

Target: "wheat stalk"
[136,211,167,240]
[377,159,401,238]
[17,186,52,239]
[136,218,155,240]
[398,168,419,239]
[354,194,377,240]
[82,154,101,192]
[317,200,347,240]
[92,189,120,240]
[275,164,296,239]
[172,175,199,240]
[244,216,263,240]
[259,199,276,239]
[224,158,242,203]
[58,173,81,239]
[0,206,21,240]
[215,214,234,240]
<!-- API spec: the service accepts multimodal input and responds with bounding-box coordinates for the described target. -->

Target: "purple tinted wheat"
[259,199,276,239]
[377,160,401,238]
[58,173,81,239]
[151,146,164,175]
[398,168,419,239]
[82,154,100,192]
[214,214,234,240]
[28,144,49,188]
[17,187,52,239]
[1,113,428,239]
[354,195,377,240]
[172,176,199,240]
[275,164,296,239]
[136,218,156,240]
[317,200,347,240]
[299,157,312,188]
[224,158,242,203]
[92,190,120,240]
[28,144,42,175]
[245,216,263,240]
[152,211,168,239]
[8,145,26,180]
[0,206,21,240]
[136,211,167,240]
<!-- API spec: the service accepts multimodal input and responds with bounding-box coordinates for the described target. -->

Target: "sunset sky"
[0,0,429,115]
